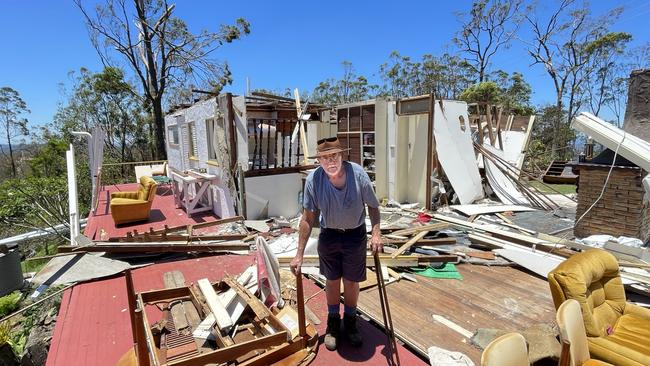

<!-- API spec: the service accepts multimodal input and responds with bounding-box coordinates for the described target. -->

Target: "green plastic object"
[410,263,463,280]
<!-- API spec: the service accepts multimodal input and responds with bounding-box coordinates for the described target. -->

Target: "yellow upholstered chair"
[110,176,157,225]
[556,299,613,366]
[548,249,650,366]
[481,332,529,366]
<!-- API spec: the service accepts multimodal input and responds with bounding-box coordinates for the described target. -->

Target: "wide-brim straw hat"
[308,137,351,159]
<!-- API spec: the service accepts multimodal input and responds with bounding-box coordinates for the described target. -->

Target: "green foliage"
[459,82,501,104]
[0,176,72,240]
[0,292,21,319]
[312,61,378,106]
[54,67,152,173]
[459,72,534,115]
[0,86,30,178]
[524,105,576,174]
[28,133,68,178]
[378,51,475,99]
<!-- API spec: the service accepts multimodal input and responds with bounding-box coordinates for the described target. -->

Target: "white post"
[66,144,80,245]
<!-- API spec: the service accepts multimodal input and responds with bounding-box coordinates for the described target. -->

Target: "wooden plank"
[110,233,247,242]
[389,222,449,237]
[356,264,556,363]
[278,255,418,268]
[485,104,495,145]
[58,242,249,253]
[188,284,234,348]
[167,331,289,366]
[218,266,254,308]
[197,279,233,331]
[391,231,429,258]
[163,271,190,330]
[237,339,303,366]
[223,277,273,321]
[383,237,456,245]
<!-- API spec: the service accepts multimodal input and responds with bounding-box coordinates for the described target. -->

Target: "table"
[171,171,219,216]
[151,175,173,195]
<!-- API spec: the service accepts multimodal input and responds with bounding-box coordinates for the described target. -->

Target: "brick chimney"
[623,69,650,143]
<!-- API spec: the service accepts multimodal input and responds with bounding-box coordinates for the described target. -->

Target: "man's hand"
[290,254,303,275]
[370,231,383,254]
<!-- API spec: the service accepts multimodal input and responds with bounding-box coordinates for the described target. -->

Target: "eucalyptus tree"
[0,87,29,178]
[76,0,250,159]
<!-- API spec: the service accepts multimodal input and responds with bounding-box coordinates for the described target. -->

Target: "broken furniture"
[128,275,318,365]
[556,299,613,366]
[548,249,650,366]
[110,176,158,225]
[480,332,529,366]
[171,170,218,216]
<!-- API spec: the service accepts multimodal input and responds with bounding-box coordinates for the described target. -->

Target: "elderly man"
[290,136,382,351]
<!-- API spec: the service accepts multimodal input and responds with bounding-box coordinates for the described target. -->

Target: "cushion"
[588,313,650,366]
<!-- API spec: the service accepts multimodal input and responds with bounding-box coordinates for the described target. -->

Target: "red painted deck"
[46,255,426,366]
[84,183,221,240]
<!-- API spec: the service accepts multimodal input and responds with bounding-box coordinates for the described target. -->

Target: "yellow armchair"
[548,249,650,366]
[110,176,157,225]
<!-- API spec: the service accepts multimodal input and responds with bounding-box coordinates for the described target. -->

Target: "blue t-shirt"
[303,161,379,229]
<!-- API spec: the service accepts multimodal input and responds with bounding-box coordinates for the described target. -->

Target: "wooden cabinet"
[337,104,376,185]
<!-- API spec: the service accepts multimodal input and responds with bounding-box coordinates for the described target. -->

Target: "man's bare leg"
[342,279,359,307]
[326,279,341,307]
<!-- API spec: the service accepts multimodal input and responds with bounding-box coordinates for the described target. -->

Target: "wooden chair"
[481,332,529,366]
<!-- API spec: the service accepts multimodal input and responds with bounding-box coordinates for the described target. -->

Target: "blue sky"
[1,0,649,131]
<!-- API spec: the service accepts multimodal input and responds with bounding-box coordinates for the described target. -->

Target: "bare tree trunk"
[6,125,16,177]
[153,97,166,159]
[552,98,563,160]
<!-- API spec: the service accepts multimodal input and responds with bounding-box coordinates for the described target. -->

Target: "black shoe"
[324,313,340,351]
[344,313,363,347]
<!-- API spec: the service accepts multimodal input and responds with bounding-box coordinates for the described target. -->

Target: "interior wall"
[245,173,303,219]
[233,96,250,171]
[395,114,429,204]
[374,99,389,200]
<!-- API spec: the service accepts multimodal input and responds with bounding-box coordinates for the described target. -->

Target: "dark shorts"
[318,225,367,282]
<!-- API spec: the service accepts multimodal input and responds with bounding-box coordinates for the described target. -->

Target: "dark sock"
[328,304,340,315]
[344,304,356,316]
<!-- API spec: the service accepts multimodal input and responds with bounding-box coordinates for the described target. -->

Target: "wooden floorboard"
[357,264,556,363]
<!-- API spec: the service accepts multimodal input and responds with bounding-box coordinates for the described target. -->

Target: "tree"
[312,61,377,105]
[492,71,535,115]
[524,0,625,158]
[379,51,474,99]
[55,67,151,182]
[0,176,72,244]
[0,87,29,178]
[583,32,632,118]
[454,0,524,82]
[459,81,501,105]
[28,131,68,178]
[76,0,250,159]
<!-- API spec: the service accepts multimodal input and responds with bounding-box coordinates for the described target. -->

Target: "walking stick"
[374,251,401,366]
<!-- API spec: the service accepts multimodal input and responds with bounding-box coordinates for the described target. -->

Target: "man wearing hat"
[290,137,381,351]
